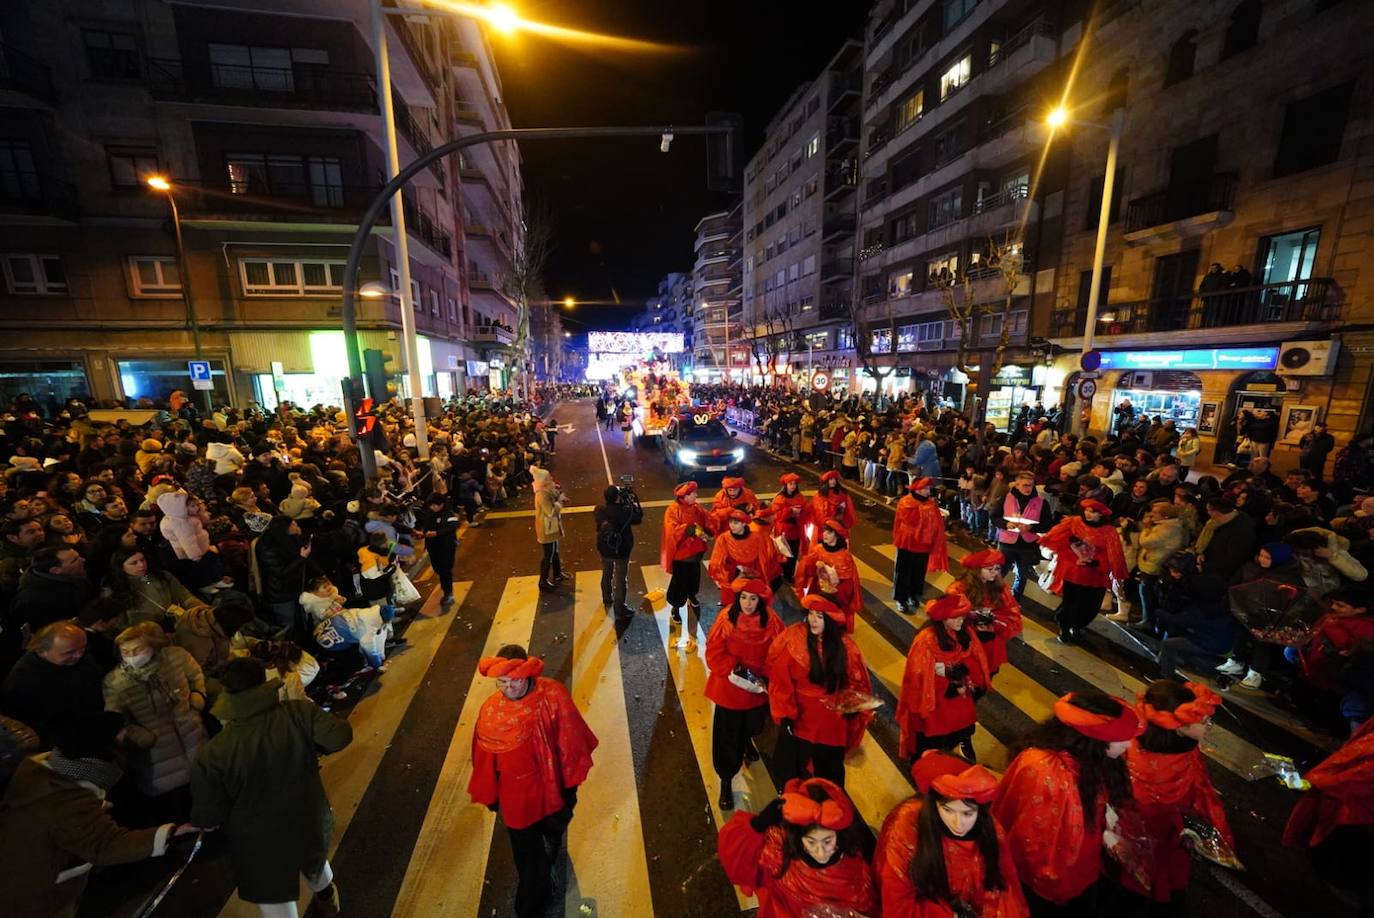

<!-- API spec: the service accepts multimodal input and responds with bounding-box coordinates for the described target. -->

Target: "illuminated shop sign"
[1097,347,1279,371]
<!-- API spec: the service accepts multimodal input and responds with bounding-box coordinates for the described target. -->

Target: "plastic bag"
[1180,814,1244,869]
[391,568,422,605]
[1103,804,1155,895]
[1243,752,1311,790]
[823,689,884,715]
[772,534,794,559]
[728,664,768,694]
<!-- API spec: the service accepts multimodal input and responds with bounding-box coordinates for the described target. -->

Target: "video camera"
[611,473,641,511]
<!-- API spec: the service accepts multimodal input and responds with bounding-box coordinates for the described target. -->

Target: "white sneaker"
[1216,658,1246,676]
[1240,669,1263,690]
[1104,610,1132,623]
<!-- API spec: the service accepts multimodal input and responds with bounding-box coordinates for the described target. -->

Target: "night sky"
[494,1,872,330]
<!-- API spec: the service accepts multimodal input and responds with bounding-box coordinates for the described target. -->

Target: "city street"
[79,398,1362,918]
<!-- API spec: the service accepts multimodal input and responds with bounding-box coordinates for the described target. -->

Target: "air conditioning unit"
[1277,339,1340,377]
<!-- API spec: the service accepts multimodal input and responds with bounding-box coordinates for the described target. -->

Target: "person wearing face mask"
[992,691,1140,915]
[468,645,598,918]
[771,472,813,581]
[103,621,206,798]
[716,776,878,917]
[948,548,1022,675]
[767,594,873,787]
[1123,681,1233,911]
[812,470,857,535]
[893,477,950,614]
[793,519,863,633]
[711,476,760,535]
[661,481,712,649]
[709,509,779,617]
[898,595,991,764]
[705,578,786,811]
[876,751,1029,917]
[1039,500,1128,644]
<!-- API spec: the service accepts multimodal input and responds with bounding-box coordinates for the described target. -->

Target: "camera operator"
[595,480,643,616]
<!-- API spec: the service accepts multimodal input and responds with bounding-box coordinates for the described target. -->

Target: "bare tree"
[938,237,1025,419]
[503,199,554,400]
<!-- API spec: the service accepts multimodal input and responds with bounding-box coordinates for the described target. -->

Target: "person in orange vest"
[705,577,786,811]
[812,470,857,536]
[893,477,949,613]
[660,481,712,649]
[710,476,759,535]
[793,519,863,633]
[770,472,812,581]
[1039,499,1128,644]
[766,594,873,786]
[709,510,777,618]
[948,547,1023,675]
[897,594,991,764]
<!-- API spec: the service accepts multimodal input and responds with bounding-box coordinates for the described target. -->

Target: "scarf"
[1194,510,1237,555]
[44,751,125,792]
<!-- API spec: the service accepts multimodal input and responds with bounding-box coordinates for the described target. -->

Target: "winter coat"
[158,491,211,561]
[1137,517,1187,576]
[533,469,565,544]
[103,646,206,796]
[911,438,942,481]
[0,653,107,747]
[107,571,206,626]
[191,679,352,903]
[0,757,169,918]
[173,605,234,675]
[1290,527,1369,595]
[1195,511,1257,581]
[1175,434,1201,468]
[252,534,312,603]
[7,569,96,631]
[205,441,246,476]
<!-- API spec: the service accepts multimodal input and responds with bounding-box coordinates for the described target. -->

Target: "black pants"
[915,726,976,761]
[893,548,930,606]
[507,809,569,918]
[1001,540,1041,598]
[1058,581,1106,636]
[540,541,562,583]
[781,539,801,581]
[712,704,767,781]
[1026,881,1100,918]
[666,557,702,609]
[774,728,846,787]
[430,547,455,599]
[600,557,628,609]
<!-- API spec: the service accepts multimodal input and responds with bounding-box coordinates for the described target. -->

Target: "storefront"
[231,330,398,411]
[118,356,233,407]
[1105,370,1204,435]
[984,364,1040,432]
[0,358,91,414]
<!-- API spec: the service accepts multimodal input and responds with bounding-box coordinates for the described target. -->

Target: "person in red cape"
[992,690,1139,915]
[893,478,949,614]
[767,593,873,786]
[813,470,857,537]
[711,476,760,535]
[1123,680,1233,909]
[1290,588,1374,733]
[1039,500,1128,644]
[898,594,991,763]
[717,777,878,917]
[794,519,864,633]
[949,548,1023,675]
[1283,713,1374,910]
[709,509,777,612]
[467,645,598,918]
[661,481,712,650]
[771,472,813,580]
[706,578,787,812]
[876,751,1030,918]
[750,508,786,591]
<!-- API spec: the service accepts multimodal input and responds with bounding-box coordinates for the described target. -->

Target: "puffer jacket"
[1137,517,1188,576]
[173,605,233,675]
[532,467,564,544]
[108,571,207,626]
[102,646,206,796]
[205,441,245,475]
[158,491,210,561]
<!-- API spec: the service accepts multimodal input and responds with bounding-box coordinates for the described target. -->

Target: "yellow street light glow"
[145,175,171,191]
[487,2,519,34]
[359,280,391,299]
[422,0,681,54]
[1045,106,1070,130]
[563,296,575,309]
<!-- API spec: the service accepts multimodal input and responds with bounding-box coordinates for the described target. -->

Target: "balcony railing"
[473,325,515,345]
[181,181,381,217]
[0,171,80,219]
[829,71,862,106]
[403,197,452,258]
[1126,173,1236,233]
[820,301,851,321]
[147,58,377,112]
[988,17,1056,67]
[974,183,1029,214]
[865,124,893,158]
[820,260,854,281]
[827,117,858,149]
[455,102,483,124]
[0,42,57,103]
[822,214,857,239]
[1050,278,1340,337]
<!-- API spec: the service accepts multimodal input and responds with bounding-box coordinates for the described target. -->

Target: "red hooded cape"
[893,494,950,573]
[717,811,878,917]
[947,579,1022,673]
[705,604,786,711]
[711,486,760,534]
[794,543,863,633]
[896,625,991,758]
[1039,516,1128,592]
[467,678,598,830]
[766,622,872,750]
[771,489,814,547]
[1283,715,1374,848]
[709,528,781,600]
[812,487,857,534]
[1124,743,1234,901]
[660,499,711,572]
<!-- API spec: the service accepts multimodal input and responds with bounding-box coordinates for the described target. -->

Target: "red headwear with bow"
[822,518,849,539]
[730,577,773,602]
[478,655,546,680]
[780,777,855,829]
[926,593,973,621]
[930,764,1000,804]
[801,593,847,626]
[1137,682,1222,730]
[962,548,1006,571]
[1053,692,1142,742]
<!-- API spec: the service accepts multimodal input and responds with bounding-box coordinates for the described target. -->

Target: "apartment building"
[1041,0,1372,466]
[0,0,522,411]
[691,203,744,380]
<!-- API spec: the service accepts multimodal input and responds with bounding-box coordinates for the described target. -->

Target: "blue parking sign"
[188,360,213,391]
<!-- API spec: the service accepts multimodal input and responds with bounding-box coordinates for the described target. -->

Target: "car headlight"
[679,449,699,463]
[732,448,745,462]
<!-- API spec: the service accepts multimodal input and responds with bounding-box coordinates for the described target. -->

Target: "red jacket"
[705,607,785,711]
[812,487,857,533]
[876,797,1030,918]
[467,678,598,829]
[660,499,711,571]
[771,489,813,546]
[766,622,871,749]
[948,579,1022,673]
[893,494,949,572]
[1040,516,1127,591]
[1297,612,1374,692]
[793,543,863,633]
[896,625,990,757]
[1284,715,1374,848]
[718,811,878,917]
[709,529,780,599]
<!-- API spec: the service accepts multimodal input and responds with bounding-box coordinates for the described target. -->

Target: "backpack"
[597,513,628,557]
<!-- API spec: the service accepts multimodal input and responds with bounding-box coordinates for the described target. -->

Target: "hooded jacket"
[157,491,210,562]
[205,441,246,475]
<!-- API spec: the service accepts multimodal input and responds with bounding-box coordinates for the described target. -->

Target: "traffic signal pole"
[340,124,733,481]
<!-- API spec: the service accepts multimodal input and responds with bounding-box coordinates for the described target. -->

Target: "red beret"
[723,477,746,489]
[962,548,1006,571]
[1079,499,1113,516]
[909,477,934,491]
[930,764,999,804]
[822,518,849,539]
[730,577,773,601]
[801,593,847,625]
[820,470,841,483]
[674,481,698,498]
[779,472,801,486]
[727,508,753,524]
[1053,692,1143,742]
[926,593,973,621]
[910,750,970,793]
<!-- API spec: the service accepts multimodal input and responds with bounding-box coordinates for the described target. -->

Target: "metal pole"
[372,0,429,462]
[1082,109,1124,359]
[167,193,212,414]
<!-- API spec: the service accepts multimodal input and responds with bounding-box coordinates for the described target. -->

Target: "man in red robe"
[468,646,598,918]
[661,481,712,644]
[770,472,812,580]
[710,476,759,534]
[709,509,777,607]
[1039,499,1127,643]
[892,477,949,613]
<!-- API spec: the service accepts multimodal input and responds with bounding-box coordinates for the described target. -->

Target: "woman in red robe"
[812,470,857,536]
[893,478,949,614]
[898,594,991,762]
[1123,680,1233,909]
[948,548,1023,675]
[706,577,786,812]
[711,476,760,534]
[793,519,864,633]
[717,777,878,917]
[1039,500,1127,644]
[709,509,778,612]
[468,646,599,918]
[661,481,712,649]
[991,690,1140,914]
[876,752,1030,917]
[767,593,873,786]
[771,472,812,580]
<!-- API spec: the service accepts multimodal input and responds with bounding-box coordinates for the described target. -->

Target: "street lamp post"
[146,176,212,414]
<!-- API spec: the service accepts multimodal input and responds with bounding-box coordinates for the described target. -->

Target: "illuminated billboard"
[587,331,685,354]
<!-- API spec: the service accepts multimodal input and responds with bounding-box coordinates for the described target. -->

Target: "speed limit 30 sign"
[1077,378,1097,400]
[811,372,831,391]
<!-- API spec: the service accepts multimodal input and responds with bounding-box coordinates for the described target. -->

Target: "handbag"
[1036,558,1057,594]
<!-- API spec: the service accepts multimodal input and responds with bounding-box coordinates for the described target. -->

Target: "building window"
[226,153,343,206]
[3,254,68,295]
[789,263,801,282]
[806,135,820,158]
[1258,227,1320,286]
[0,140,38,200]
[1084,170,1124,230]
[889,269,914,298]
[1164,31,1197,87]
[1273,81,1354,177]
[896,89,924,132]
[429,290,441,316]
[896,323,918,352]
[1221,0,1262,60]
[85,30,141,79]
[871,327,893,354]
[939,54,972,101]
[447,296,458,321]
[928,188,963,230]
[917,320,944,350]
[107,146,160,189]
[838,327,854,350]
[804,174,819,197]
[239,257,344,296]
[128,256,181,295]
[802,255,816,275]
[410,280,422,310]
[208,43,320,93]
[927,251,960,284]
[1077,267,1112,308]
[942,0,979,33]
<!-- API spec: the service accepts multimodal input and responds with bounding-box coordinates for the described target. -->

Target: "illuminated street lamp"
[563,296,576,309]
[145,174,211,411]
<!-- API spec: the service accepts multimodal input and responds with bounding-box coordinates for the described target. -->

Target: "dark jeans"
[430,548,455,599]
[507,809,570,918]
[712,704,767,781]
[1058,580,1106,635]
[1001,540,1041,599]
[600,557,628,609]
[893,548,930,606]
[539,541,562,584]
[774,728,846,787]
[1137,572,1163,626]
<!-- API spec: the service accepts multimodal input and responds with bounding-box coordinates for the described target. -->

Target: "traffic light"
[706,111,743,194]
[363,348,398,404]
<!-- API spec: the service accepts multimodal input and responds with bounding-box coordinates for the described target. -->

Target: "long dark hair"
[775,783,867,879]
[1137,681,1201,755]
[955,570,1001,609]
[105,546,158,609]
[727,591,771,628]
[926,618,972,653]
[1010,689,1131,816]
[908,792,1005,903]
[806,615,849,693]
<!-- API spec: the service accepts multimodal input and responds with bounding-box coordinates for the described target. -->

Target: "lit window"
[806,135,820,158]
[889,270,914,297]
[940,55,972,101]
[896,90,924,131]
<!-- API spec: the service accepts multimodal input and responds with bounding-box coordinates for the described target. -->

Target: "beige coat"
[532,467,565,544]
[1137,516,1187,576]
[103,646,206,796]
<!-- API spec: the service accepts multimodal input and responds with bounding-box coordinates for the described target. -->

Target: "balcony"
[0,171,80,220]
[820,260,854,282]
[403,198,452,258]
[0,43,57,104]
[454,102,483,126]
[828,71,862,109]
[180,181,381,222]
[820,301,851,321]
[825,160,859,199]
[451,50,479,69]
[865,124,893,159]
[147,58,377,112]
[1050,278,1341,338]
[468,270,502,291]
[473,324,515,346]
[1124,173,1236,241]
[822,214,857,241]
[827,116,859,152]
